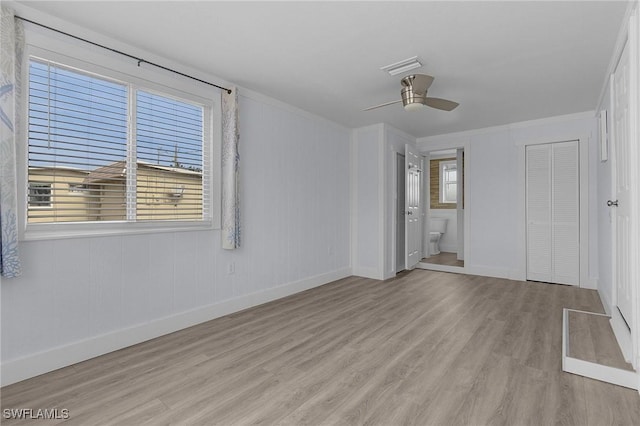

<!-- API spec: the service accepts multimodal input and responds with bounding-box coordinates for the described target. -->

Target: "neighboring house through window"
[20,39,219,237]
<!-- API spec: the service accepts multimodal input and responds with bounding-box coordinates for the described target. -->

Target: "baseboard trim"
[1,267,351,387]
[416,262,463,274]
[610,308,633,363]
[465,265,521,281]
[414,264,521,280]
[598,287,612,315]
[582,277,599,290]
[352,266,382,280]
[438,244,457,253]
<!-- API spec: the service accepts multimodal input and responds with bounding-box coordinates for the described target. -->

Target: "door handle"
[407,211,413,215]
[607,200,619,207]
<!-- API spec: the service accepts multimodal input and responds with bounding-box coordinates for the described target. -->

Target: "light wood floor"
[422,252,464,267]
[568,310,634,371]
[2,270,639,425]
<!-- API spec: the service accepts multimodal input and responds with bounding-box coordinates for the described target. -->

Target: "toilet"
[429,217,448,255]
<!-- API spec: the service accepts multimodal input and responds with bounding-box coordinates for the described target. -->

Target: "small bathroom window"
[439,161,457,204]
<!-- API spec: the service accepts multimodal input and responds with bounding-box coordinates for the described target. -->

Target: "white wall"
[418,112,599,284]
[351,124,383,279]
[351,124,417,280]
[1,89,351,385]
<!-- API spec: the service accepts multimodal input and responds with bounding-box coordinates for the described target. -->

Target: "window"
[28,182,51,207]
[439,160,457,204]
[26,57,211,227]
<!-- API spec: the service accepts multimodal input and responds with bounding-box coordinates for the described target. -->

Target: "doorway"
[422,148,464,269]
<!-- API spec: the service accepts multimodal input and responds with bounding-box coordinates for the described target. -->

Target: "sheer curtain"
[0,6,23,278]
[221,88,240,249]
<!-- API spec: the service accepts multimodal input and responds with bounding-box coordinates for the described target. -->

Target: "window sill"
[21,220,216,242]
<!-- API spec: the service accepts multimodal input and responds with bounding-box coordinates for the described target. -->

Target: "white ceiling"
[16,1,630,138]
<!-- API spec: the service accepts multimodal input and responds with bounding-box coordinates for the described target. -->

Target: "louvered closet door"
[526,141,579,286]
[526,145,553,282]
[551,142,579,284]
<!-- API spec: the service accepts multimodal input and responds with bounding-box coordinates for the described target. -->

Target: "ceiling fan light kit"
[404,102,425,111]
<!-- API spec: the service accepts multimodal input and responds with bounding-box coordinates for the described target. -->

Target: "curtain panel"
[0,7,23,278]
[221,88,240,249]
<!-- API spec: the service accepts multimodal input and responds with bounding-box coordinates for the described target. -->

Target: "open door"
[612,40,633,333]
[405,144,423,270]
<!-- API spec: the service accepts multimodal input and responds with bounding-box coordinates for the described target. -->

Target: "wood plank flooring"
[422,252,464,267]
[568,310,634,371]
[2,270,639,425]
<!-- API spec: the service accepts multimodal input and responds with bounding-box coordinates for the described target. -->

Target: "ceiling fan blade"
[425,97,459,111]
[411,74,434,96]
[363,99,402,111]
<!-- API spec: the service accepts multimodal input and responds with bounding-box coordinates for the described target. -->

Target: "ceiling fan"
[363,74,459,112]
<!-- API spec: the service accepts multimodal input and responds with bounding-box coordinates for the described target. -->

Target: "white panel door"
[405,144,422,269]
[612,40,633,325]
[526,144,553,282]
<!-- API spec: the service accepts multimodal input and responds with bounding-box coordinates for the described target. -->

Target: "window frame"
[18,31,221,241]
[439,160,457,204]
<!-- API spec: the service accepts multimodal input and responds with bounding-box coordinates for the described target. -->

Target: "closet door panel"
[525,141,579,286]
[552,141,579,285]
[526,144,552,282]
[552,223,579,284]
[528,222,552,281]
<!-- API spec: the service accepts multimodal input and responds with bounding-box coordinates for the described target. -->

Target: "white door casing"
[405,144,422,269]
[396,153,406,272]
[456,148,464,261]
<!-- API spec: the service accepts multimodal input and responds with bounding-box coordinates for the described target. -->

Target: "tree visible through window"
[27,58,209,224]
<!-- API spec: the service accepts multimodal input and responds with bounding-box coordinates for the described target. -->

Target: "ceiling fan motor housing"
[401,85,427,108]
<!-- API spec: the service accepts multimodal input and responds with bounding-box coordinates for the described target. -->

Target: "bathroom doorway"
[421,148,464,269]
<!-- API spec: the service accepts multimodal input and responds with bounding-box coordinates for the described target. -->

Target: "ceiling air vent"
[380,56,422,76]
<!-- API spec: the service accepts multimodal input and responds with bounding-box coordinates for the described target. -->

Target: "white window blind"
[135,91,206,221]
[27,58,209,225]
